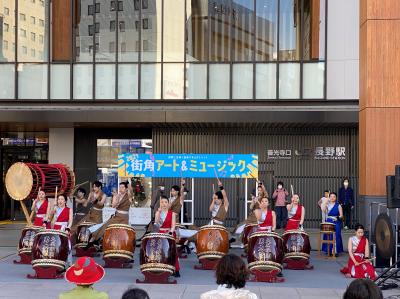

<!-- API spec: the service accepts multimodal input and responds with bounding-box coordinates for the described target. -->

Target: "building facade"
[0,0,360,227]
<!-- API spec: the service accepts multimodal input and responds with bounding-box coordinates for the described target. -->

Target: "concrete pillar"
[48,128,74,169]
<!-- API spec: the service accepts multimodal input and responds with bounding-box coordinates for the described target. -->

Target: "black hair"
[77,187,86,196]
[93,181,102,189]
[57,194,67,202]
[171,185,180,196]
[215,191,224,200]
[216,254,248,289]
[121,288,150,299]
[343,177,350,183]
[277,181,284,187]
[324,190,330,194]
[119,181,129,188]
[354,223,364,231]
[160,195,169,201]
[343,279,383,299]
[329,191,337,198]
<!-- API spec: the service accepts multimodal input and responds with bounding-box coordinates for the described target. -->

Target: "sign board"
[103,207,151,225]
[118,153,258,178]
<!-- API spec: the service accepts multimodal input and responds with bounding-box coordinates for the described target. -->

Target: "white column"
[48,128,74,169]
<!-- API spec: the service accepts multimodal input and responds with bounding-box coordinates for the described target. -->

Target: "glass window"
[1,1,15,62]
[232,64,253,99]
[279,0,301,61]
[18,0,49,62]
[210,0,231,61]
[96,5,116,62]
[50,64,70,100]
[303,0,326,60]
[96,64,116,99]
[20,13,26,21]
[18,63,48,99]
[232,0,254,62]
[279,63,300,99]
[118,64,138,100]
[256,0,278,61]
[141,0,162,62]
[256,63,276,99]
[73,64,93,99]
[30,16,36,24]
[186,0,208,62]
[303,62,324,98]
[119,21,125,32]
[110,20,116,31]
[163,0,184,62]
[118,0,139,62]
[209,64,230,99]
[186,64,207,100]
[163,63,184,100]
[31,48,35,57]
[143,0,149,9]
[0,64,15,99]
[75,0,93,62]
[140,64,161,99]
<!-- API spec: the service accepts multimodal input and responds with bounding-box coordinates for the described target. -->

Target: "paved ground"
[1,223,399,299]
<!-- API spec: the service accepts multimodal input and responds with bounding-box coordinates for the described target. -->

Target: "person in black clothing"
[338,178,355,229]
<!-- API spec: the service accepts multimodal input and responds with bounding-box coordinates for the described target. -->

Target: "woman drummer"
[155,195,180,277]
[322,192,344,256]
[209,179,229,226]
[30,190,52,227]
[255,197,276,232]
[45,194,73,231]
[169,178,186,224]
[340,224,376,279]
[285,194,305,231]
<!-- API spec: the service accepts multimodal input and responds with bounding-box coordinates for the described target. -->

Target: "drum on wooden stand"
[320,222,335,233]
[282,230,313,270]
[14,226,42,264]
[74,222,97,257]
[195,224,229,270]
[137,232,177,284]
[28,229,69,279]
[247,231,285,282]
[103,224,136,268]
[242,224,259,250]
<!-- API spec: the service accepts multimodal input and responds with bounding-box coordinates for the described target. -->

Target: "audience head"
[343,279,382,299]
[121,288,150,299]
[215,254,248,289]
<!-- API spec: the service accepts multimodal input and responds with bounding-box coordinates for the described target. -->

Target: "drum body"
[5,162,75,201]
[242,224,259,248]
[282,230,311,262]
[75,222,96,248]
[320,222,335,233]
[196,225,229,260]
[31,229,69,270]
[18,226,42,255]
[140,233,176,275]
[248,231,284,273]
[103,224,136,260]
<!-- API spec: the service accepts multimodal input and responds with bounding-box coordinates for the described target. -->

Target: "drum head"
[5,162,33,201]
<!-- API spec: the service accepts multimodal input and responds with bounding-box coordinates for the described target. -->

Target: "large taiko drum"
[31,229,69,271]
[140,233,177,275]
[320,222,335,233]
[18,226,42,256]
[5,162,75,200]
[75,222,96,249]
[103,224,136,261]
[248,231,284,273]
[282,230,311,263]
[196,225,229,261]
[242,223,259,248]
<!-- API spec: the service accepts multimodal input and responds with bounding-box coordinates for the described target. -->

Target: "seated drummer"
[209,179,229,226]
[255,197,276,232]
[72,188,90,225]
[169,178,186,224]
[45,194,73,231]
[155,195,180,277]
[30,190,52,227]
[285,194,305,231]
[89,181,132,243]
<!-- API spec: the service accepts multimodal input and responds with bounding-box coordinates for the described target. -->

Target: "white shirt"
[200,285,258,299]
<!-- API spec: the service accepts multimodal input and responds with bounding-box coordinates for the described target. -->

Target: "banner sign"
[118,153,258,178]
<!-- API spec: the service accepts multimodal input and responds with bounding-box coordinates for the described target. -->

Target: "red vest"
[259,209,273,228]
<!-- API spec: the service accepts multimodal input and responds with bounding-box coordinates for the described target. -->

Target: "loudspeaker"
[387,175,400,208]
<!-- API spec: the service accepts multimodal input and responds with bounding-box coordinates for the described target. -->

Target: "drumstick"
[359,257,376,264]
[29,187,41,220]
[213,168,219,180]
[291,184,294,196]
[212,184,215,194]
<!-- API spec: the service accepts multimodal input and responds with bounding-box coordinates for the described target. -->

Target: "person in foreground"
[200,254,258,299]
[121,288,150,299]
[59,256,109,299]
[342,278,382,299]
[340,224,376,279]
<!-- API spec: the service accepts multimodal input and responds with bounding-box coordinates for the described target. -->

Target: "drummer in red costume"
[340,224,376,279]
[255,197,276,232]
[155,195,180,277]
[45,194,73,231]
[285,194,305,231]
[30,190,52,226]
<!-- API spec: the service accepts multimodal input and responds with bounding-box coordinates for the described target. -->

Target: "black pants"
[275,206,287,229]
[343,204,352,228]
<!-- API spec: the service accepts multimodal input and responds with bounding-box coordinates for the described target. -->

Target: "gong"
[374,213,395,260]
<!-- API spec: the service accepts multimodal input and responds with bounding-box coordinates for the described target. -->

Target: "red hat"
[65,257,105,285]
